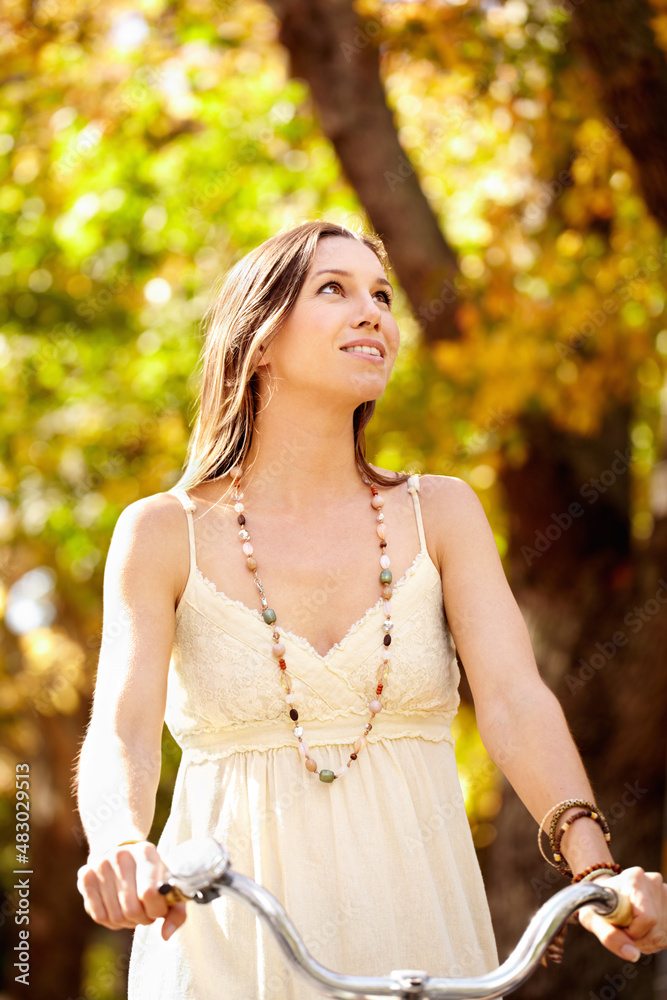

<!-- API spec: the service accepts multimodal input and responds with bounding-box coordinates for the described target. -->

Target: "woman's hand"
[77,841,187,942]
[577,866,667,960]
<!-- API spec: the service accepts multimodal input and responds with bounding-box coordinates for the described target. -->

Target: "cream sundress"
[127,474,500,999]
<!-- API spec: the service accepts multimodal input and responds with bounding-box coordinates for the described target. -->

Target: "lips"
[340,347,384,362]
[339,339,385,357]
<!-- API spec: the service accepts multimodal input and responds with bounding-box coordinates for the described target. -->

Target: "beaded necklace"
[228,463,393,783]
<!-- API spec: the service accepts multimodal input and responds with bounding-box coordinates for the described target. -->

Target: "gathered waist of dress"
[176,711,457,760]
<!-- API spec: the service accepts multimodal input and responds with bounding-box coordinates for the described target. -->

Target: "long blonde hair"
[173,219,409,496]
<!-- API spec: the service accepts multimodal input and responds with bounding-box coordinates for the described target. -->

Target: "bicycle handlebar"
[158,836,634,1000]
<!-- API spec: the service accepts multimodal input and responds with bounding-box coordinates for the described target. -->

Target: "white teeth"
[341,345,382,356]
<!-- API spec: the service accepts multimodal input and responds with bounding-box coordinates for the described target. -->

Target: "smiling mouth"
[340,348,384,361]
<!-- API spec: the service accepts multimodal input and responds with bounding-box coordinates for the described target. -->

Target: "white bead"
[239,529,250,541]
[293,725,303,738]
[335,765,349,777]
[234,502,244,513]
[380,555,390,569]
[285,693,295,703]
[376,512,384,522]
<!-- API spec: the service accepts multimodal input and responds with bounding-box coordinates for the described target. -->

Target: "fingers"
[76,842,187,937]
[134,847,174,921]
[579,867,667,957]
[78,864,113,926]
[578,907,642,961]
[626,875,667,953]
[162,902,188,941]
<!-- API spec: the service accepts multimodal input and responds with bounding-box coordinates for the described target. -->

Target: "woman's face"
[258,235,400,408]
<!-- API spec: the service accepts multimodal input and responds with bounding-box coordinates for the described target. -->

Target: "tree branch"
[263,0,463,342]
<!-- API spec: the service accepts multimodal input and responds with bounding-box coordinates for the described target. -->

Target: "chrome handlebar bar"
[158,836,633,1000]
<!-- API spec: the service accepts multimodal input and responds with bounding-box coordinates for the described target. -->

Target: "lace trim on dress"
[195,566,266,624]
[192,545,430,663]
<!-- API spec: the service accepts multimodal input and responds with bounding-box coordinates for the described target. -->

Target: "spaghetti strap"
[406,474,427,554]
[166,487,198,580]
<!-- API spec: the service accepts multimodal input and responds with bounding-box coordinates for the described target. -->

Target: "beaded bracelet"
[572,862,622,884]
[553,809,601,874]
[555,805,611,862]
[548,799,607,850]
[538,798,611,872]
[538,799,594,868]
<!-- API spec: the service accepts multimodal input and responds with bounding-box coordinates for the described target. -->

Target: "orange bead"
[305,759,318,772]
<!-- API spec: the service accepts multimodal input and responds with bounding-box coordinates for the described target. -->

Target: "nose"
[355,292,382,329]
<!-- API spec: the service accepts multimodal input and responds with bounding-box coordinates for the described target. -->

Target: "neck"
[237,396,368,517]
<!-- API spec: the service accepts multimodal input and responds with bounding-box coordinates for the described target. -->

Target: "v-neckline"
[189,546,433,662]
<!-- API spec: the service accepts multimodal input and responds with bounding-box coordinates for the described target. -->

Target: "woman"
[75,220,665,999]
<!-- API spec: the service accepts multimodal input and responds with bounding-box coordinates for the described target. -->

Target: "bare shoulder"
[416,474,494,571]
[108,491,190,608]
[112,491,188,543]
[418,473,483,512]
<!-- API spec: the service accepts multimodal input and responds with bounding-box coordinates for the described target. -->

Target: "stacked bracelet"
[553,809,608,868]
[572,863,622,884]
[548,799,610,849]
[538,798,612,875]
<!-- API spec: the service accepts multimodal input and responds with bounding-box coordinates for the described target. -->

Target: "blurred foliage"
[0,0,666,992]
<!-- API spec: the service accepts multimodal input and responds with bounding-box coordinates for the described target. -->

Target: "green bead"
[380,569,392,585]
[263,609,277,624]
[319,769,335,783]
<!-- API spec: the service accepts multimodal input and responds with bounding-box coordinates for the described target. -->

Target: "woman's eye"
[319,281,392,307]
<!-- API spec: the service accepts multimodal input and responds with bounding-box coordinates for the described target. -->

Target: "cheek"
[387,319,401,354]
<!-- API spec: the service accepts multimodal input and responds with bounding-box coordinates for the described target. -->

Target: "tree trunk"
[479,408,667,998]
[569,0,667,229]
[263,0,464,344]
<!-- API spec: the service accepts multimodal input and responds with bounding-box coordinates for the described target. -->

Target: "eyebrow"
[311,268,394,292]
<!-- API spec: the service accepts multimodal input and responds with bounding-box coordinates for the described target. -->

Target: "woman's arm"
[423,475,665,958]
[74,494,189,939]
